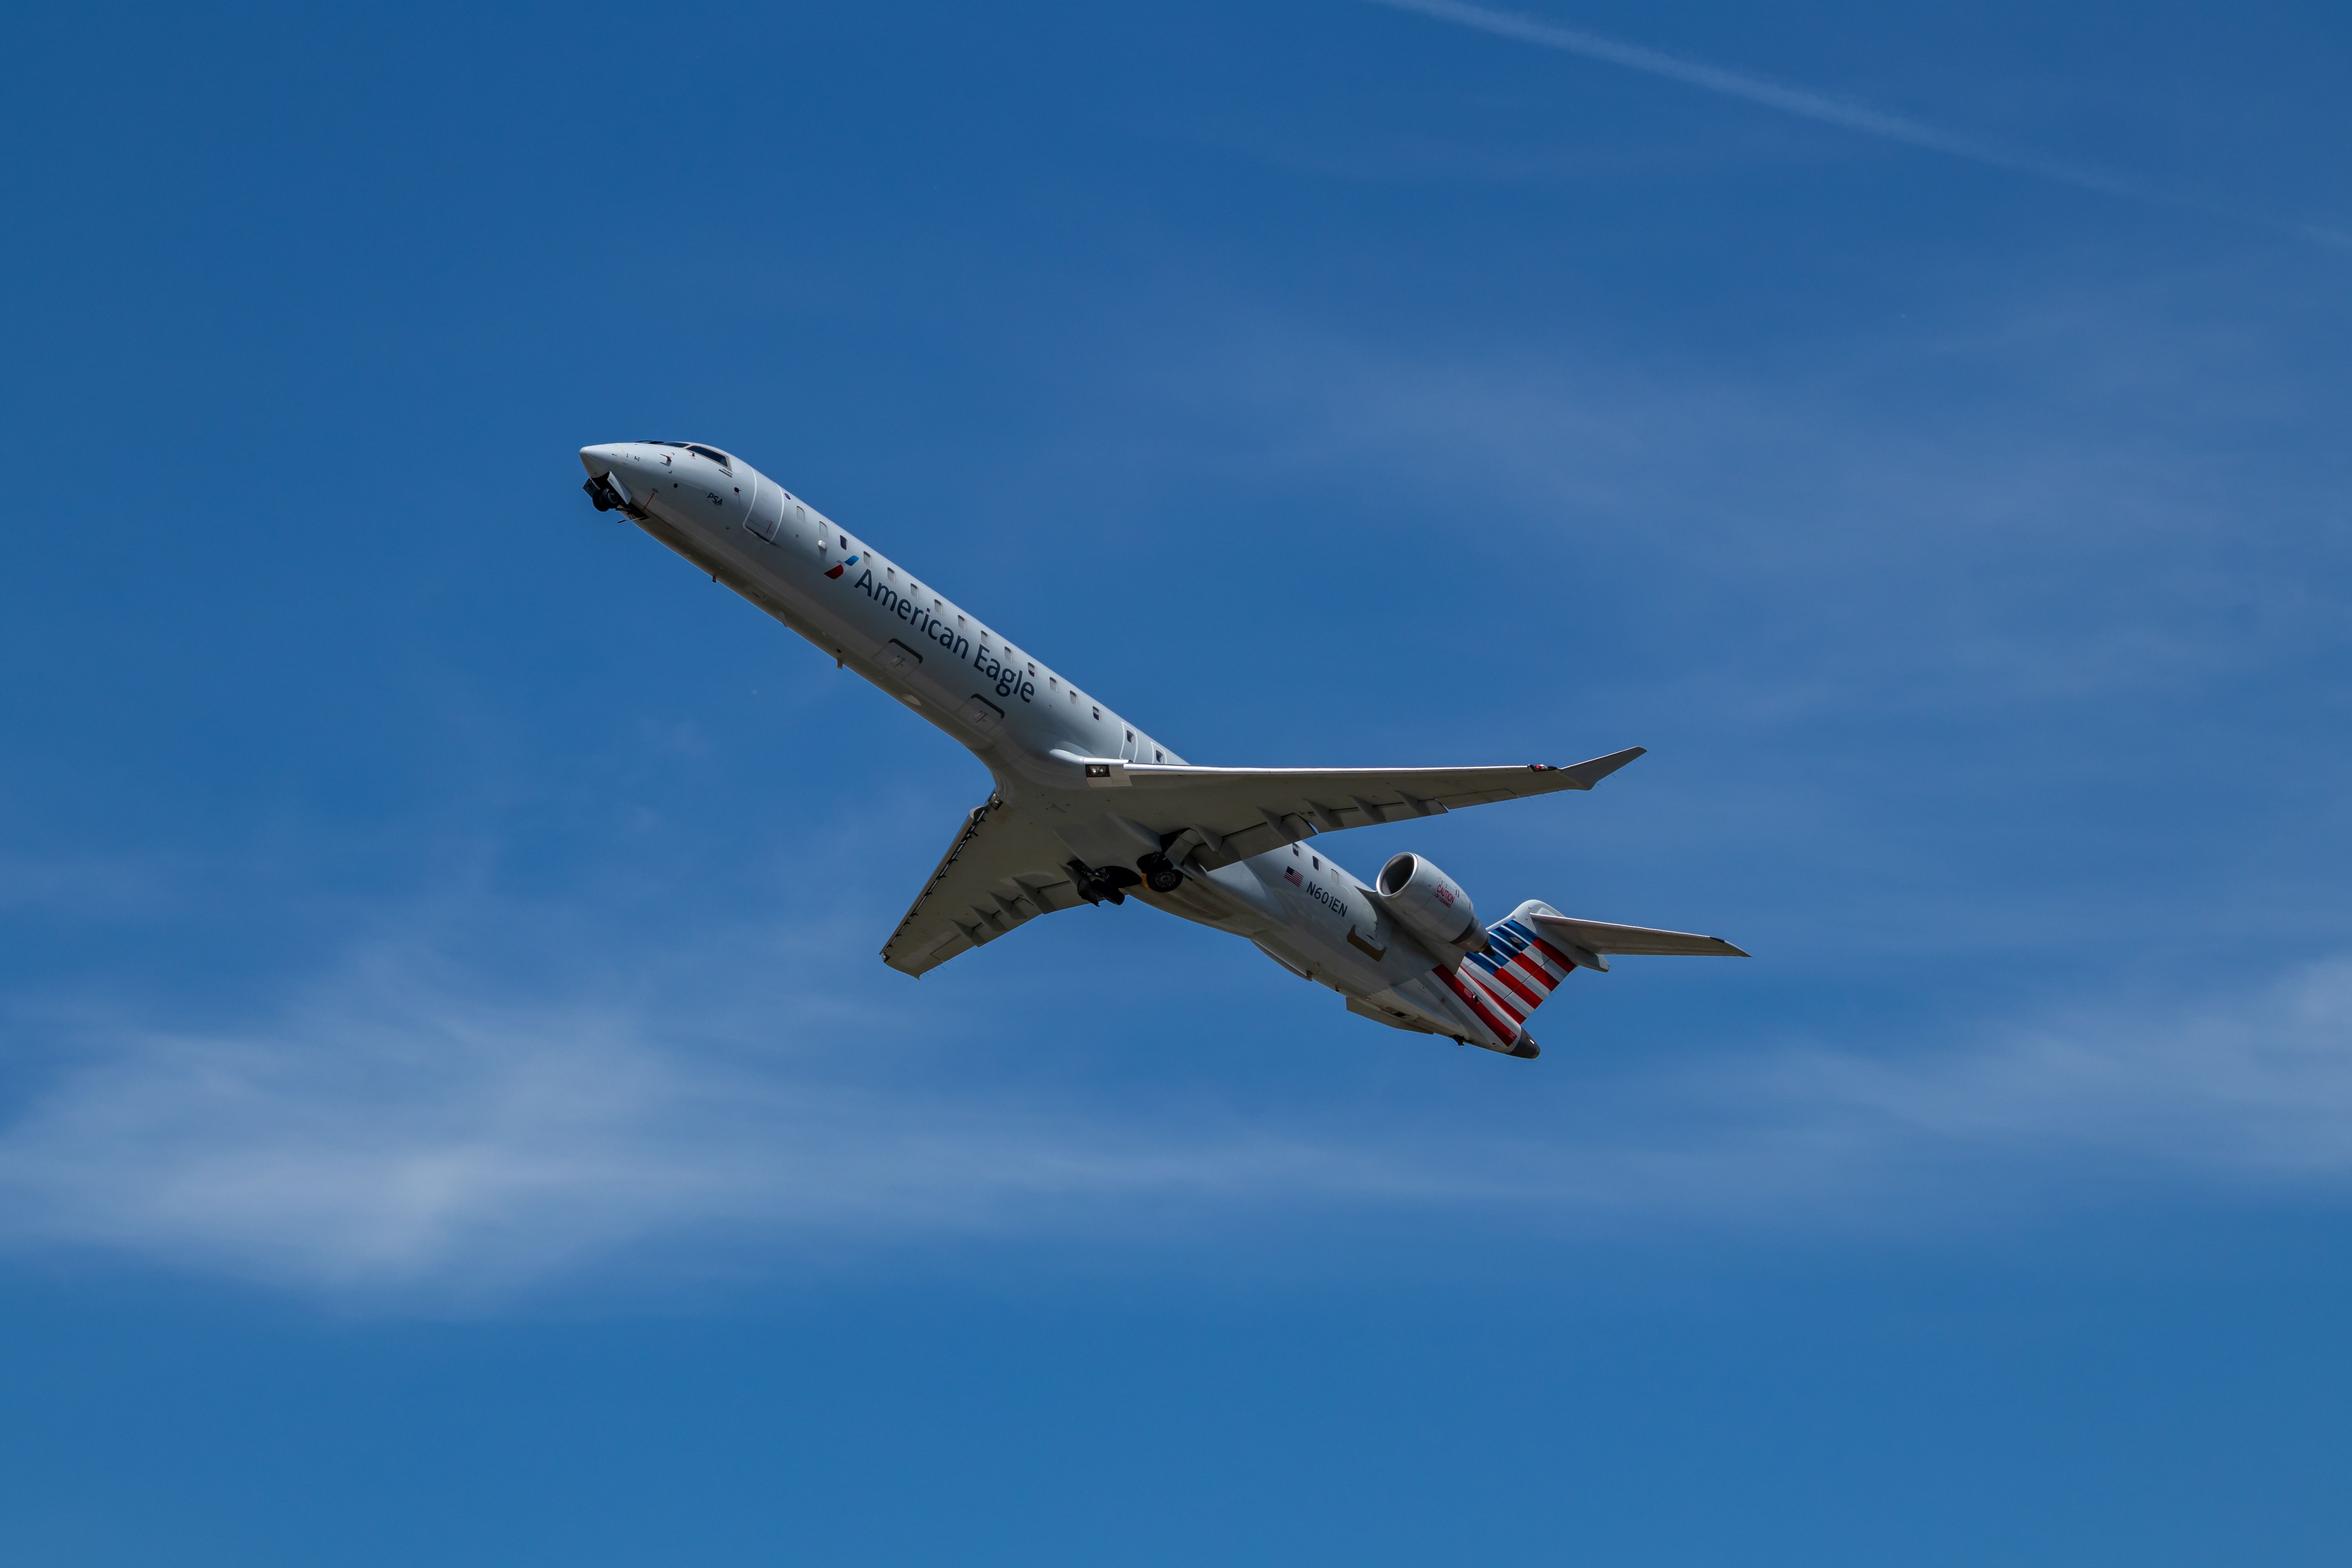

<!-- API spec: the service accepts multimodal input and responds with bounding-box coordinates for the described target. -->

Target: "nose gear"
[582,473,644,519]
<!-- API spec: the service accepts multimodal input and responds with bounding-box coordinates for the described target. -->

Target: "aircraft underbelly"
[637,517,1474,1033]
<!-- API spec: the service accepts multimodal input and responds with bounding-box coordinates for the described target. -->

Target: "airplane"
[579,439,1746,1059]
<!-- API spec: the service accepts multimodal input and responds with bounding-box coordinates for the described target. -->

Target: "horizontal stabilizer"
[1530,912,1748,958]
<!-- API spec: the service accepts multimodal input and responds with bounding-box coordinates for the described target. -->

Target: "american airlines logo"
[839,565,1039,704]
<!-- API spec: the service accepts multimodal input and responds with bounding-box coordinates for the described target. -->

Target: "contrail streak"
[1363,0,2346,241]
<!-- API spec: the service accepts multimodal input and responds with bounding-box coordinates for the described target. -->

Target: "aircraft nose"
[579,442,630,478]
[579,442,650,517]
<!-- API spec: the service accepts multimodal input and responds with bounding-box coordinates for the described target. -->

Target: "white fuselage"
[581,440,1482,1036]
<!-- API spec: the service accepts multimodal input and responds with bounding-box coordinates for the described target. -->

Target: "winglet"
[1554,746,1646,790]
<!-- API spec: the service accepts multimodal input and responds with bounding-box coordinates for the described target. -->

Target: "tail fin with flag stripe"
[1428,899,1749,1058]
[1432,902,1582,1055]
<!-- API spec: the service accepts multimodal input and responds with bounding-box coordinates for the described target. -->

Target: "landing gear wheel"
[1137,853,1184,894]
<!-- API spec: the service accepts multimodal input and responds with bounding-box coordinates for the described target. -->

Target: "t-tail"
[1433,898,1749,1060]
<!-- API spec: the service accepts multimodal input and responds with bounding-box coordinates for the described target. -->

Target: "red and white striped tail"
[1431,900,1582,1053]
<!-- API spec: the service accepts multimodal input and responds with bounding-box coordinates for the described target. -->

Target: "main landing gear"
[1069,861,1140,906]
[1069,854,1184,904]
[1136,853,1185,895]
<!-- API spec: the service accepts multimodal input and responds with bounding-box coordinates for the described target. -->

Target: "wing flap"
[882,795,1087,976]
[1097,747,1646,867]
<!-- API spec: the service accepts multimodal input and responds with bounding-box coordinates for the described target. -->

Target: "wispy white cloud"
[1,929,2347,1305]
[1360,0,2349,247]
[1731,959,2352,1185]
[1125,284,2352,722]
[0,938,1446,1302]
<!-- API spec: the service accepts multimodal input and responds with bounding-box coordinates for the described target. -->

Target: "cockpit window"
[633,440,730,472]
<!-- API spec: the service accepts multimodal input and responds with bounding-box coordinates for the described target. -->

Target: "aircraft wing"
[881,794,1093,977]
[1531,912,1748,958]
[1087,746,1646,867]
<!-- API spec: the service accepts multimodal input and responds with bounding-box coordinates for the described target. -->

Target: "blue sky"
[3,0,2349,1560]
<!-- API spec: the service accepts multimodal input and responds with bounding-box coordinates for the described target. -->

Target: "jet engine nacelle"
[1375,853,1488,958]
